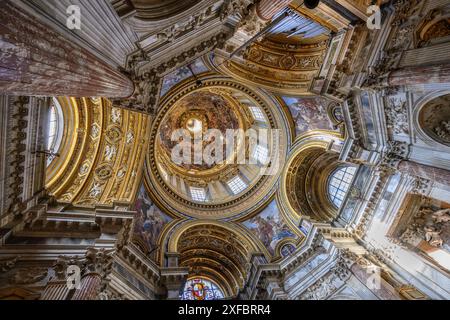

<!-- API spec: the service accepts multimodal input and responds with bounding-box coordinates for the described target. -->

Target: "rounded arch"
[167,220,264,254]
[415,5,450,48]
[144,73,292,220]
[45,97,150,207]
[45,97,96,193]
[327,165,357,208]
[278,131,346,227]
[164,220,268,297]
[413,90,450,150]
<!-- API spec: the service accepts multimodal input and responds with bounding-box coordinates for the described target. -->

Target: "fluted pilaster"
[71,273,102,300]
[256,0,292,20]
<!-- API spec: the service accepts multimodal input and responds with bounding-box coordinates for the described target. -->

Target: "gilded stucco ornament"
[46,98,150,207]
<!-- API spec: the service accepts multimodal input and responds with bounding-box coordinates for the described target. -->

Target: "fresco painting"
[243,200,296,255]
[160,58,209,96]
[282,96,335,136]
[133,184,172,256]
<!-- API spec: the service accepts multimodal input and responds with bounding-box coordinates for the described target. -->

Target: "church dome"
[145,74,292,220]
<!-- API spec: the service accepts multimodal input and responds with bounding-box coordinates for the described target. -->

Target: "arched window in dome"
[190,187,207,202]
[227,175,247,195]
[280,243,296,258]
[327,166,356,208]
[181,278,225,300]
[248,106,266,123]
[47,98,63,165]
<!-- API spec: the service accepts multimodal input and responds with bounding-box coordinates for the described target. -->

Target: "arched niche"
[45,97,150,207]
[416,6,450,48]
[414,92,450,149]
[279,132,350,226]
[164,220,266,297]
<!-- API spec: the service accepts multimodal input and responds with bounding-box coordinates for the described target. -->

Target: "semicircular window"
[47,98,64,165]
[327,166,356,208]
[181,278,225,300]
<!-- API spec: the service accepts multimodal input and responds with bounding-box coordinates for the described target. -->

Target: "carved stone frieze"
[380,141,409,170]
[385,94,409,136]
[410,177,432,196]
[400,206,450,248]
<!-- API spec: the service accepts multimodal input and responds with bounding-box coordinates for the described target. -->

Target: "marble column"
[256,0,292,20]
[0,1,134,98]
[398,160,450,187]
[388,63,450,87]
[71,273,102,300]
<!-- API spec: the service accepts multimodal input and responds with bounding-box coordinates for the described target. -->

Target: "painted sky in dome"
[160,58,209,97]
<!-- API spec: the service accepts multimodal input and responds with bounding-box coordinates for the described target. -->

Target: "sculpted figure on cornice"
[220,0,255,21]
[400,206,450,249]
[298,251,353,300]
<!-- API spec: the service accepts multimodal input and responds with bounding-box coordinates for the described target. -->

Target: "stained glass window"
[181,278,225,300]
[327,166,356,208]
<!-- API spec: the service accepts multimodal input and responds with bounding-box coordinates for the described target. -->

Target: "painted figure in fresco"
[160,58,208,96]
[250,216,275,247]
[246,203,296,254]
[283,97,334,135]
[134,186,170,254]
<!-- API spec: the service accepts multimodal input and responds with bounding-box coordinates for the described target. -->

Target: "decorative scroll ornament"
[410,177,432,196]
[385,95,409,135]
[0,257,18,272]
[380,141,409,170]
